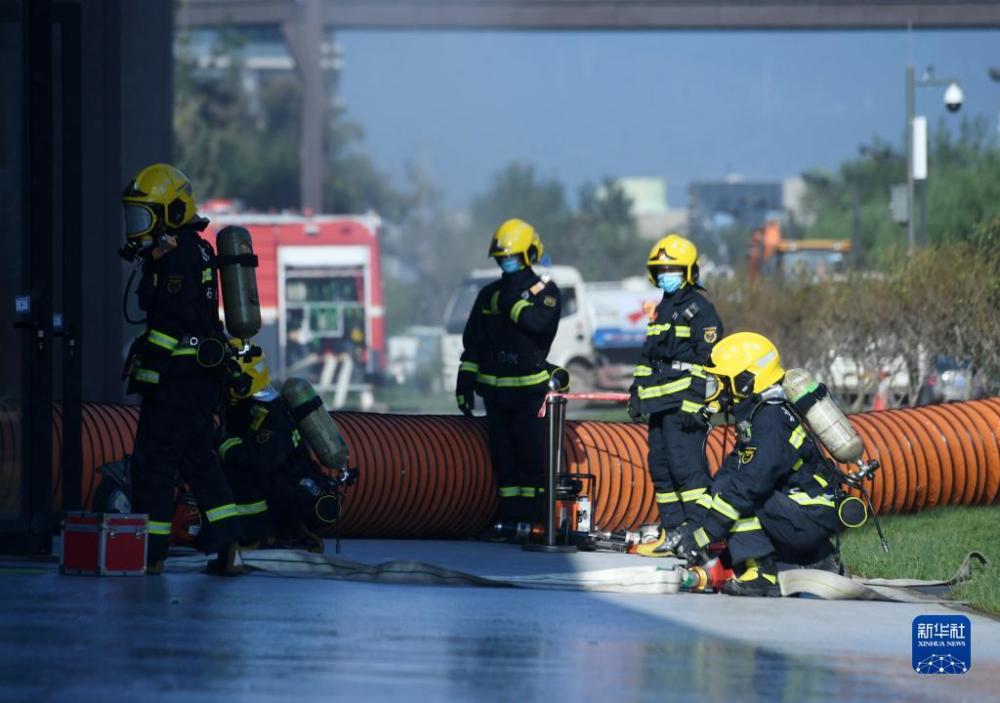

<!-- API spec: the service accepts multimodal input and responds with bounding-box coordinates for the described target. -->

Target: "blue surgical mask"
[499,257,523,274]
[657,272,684,294]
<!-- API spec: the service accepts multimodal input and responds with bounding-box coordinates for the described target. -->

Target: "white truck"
[441,266,655,393]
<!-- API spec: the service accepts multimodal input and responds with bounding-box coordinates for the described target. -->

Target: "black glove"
[676,524,712,567]
[456,370,476,417]
[627,387,643,422]
[680,410,709,432]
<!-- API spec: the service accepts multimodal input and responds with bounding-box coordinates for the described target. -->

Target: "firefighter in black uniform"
[456,219,566,526]
[121,163,244,574]
[218,342,344,553]
[674,332,841,597]
[631,234,723,558]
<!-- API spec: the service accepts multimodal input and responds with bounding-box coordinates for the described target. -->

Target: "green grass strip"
[841,505,999,616]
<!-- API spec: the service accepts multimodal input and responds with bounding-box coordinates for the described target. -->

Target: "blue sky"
[335,29,1000,207]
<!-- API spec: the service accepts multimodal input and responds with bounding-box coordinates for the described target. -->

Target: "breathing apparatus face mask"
[656,271,684,294]
[497,255,524,274]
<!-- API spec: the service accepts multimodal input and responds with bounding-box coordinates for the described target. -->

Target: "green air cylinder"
[782,367,864,464]
[217,225,261,340]
[281,377,349,469]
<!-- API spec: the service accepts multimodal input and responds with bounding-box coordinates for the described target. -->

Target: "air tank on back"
[281,377,350,470]
[217,225,261,340]
[782,368,864,464]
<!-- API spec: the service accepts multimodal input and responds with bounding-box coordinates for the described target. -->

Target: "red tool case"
[60,512,148,576]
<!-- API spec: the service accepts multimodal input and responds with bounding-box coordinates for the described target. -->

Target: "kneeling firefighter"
[119,163,244,574]
[673,332,846,597]
[219,342,354,553]
[630,234,723,558]
[456,219,567,526]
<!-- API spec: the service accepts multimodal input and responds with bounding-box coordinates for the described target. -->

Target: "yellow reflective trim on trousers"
[236,500,268,516]
[681,488,707,502]
[201,268,212,283]
[791,458,804,472]
[731,516,762,532]
[674,325,691,338]
[218,437,243,460]
[789,425,807,449]
[519,487,537,498]
[147,329,178,351]
[693,527,711,547]
[204,503,239,523]
[656,491,679,504]
[148,520,172,536]
[712,494,740,520]
[459,361,480,373]
[133,368,160,384]
[637,376,692,400]
[498,486,520,498]
[634,365,653,377]
[510,299,531,323]
[647,323,671,336]
[680,400,704,413]
[696,494,713,510]
[171,347,196,357]
[788,492,836,509]
[813,473,829,488]
[476,370,550,388]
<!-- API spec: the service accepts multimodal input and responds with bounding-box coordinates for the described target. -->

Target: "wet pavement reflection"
[1,548,996,702]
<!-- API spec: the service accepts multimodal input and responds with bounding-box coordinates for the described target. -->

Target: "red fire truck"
[205,210,384,409]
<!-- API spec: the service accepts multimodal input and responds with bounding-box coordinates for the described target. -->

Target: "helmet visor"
[123,204,155,239]
[704,373,724,402]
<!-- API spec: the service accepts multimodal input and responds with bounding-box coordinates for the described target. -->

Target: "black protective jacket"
[701,394,839,539]
[128,226,224,393]
[629,285,722,415]
[458,266,562,402]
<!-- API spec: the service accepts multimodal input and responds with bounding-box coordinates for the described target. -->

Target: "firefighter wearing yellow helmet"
[630,234,724,558]
[120,163,244,574]
[672,332,843,597]
[217,343,353,554]
[456,219,565,529]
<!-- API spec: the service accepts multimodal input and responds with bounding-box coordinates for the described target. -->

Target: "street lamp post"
[905,65,962,254]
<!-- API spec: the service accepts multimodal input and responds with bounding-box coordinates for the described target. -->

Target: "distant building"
[613,177,688,240]
[687,179,784,240]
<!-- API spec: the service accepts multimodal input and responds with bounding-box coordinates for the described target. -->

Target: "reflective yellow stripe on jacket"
[637,376,692,400]
[477,370,550,388]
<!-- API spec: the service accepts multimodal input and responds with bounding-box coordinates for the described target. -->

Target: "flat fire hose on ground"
[162,549,987,602]
[779,551,988,604]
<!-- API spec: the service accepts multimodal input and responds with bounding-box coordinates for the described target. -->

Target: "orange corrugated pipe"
[2,399,997,536]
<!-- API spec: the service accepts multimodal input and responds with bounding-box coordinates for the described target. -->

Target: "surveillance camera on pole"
[944,82,963,112]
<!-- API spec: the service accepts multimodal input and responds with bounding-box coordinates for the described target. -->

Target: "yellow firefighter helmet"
[227,339,271,403]
[646,234,698,285]
[488,218,543,266]
[121,163,198,241]
[703,332,785,401]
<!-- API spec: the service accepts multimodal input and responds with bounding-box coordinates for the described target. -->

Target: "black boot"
[723,557,781,597]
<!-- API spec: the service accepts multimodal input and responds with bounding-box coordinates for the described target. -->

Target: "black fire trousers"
[131,364,243,564]
[647,409,713,531]
[485,393,547,524]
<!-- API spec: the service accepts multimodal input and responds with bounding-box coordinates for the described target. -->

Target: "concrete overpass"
[176,0,1000,211]
[177,0,1000,31]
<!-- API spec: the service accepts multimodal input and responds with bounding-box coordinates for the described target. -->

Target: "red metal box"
[60,512,148,576]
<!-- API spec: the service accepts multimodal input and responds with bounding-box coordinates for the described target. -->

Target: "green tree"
[173,29,402,215]
[803,120,1000,265]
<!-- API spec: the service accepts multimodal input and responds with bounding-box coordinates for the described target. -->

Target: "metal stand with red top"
[523,391,629,553]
